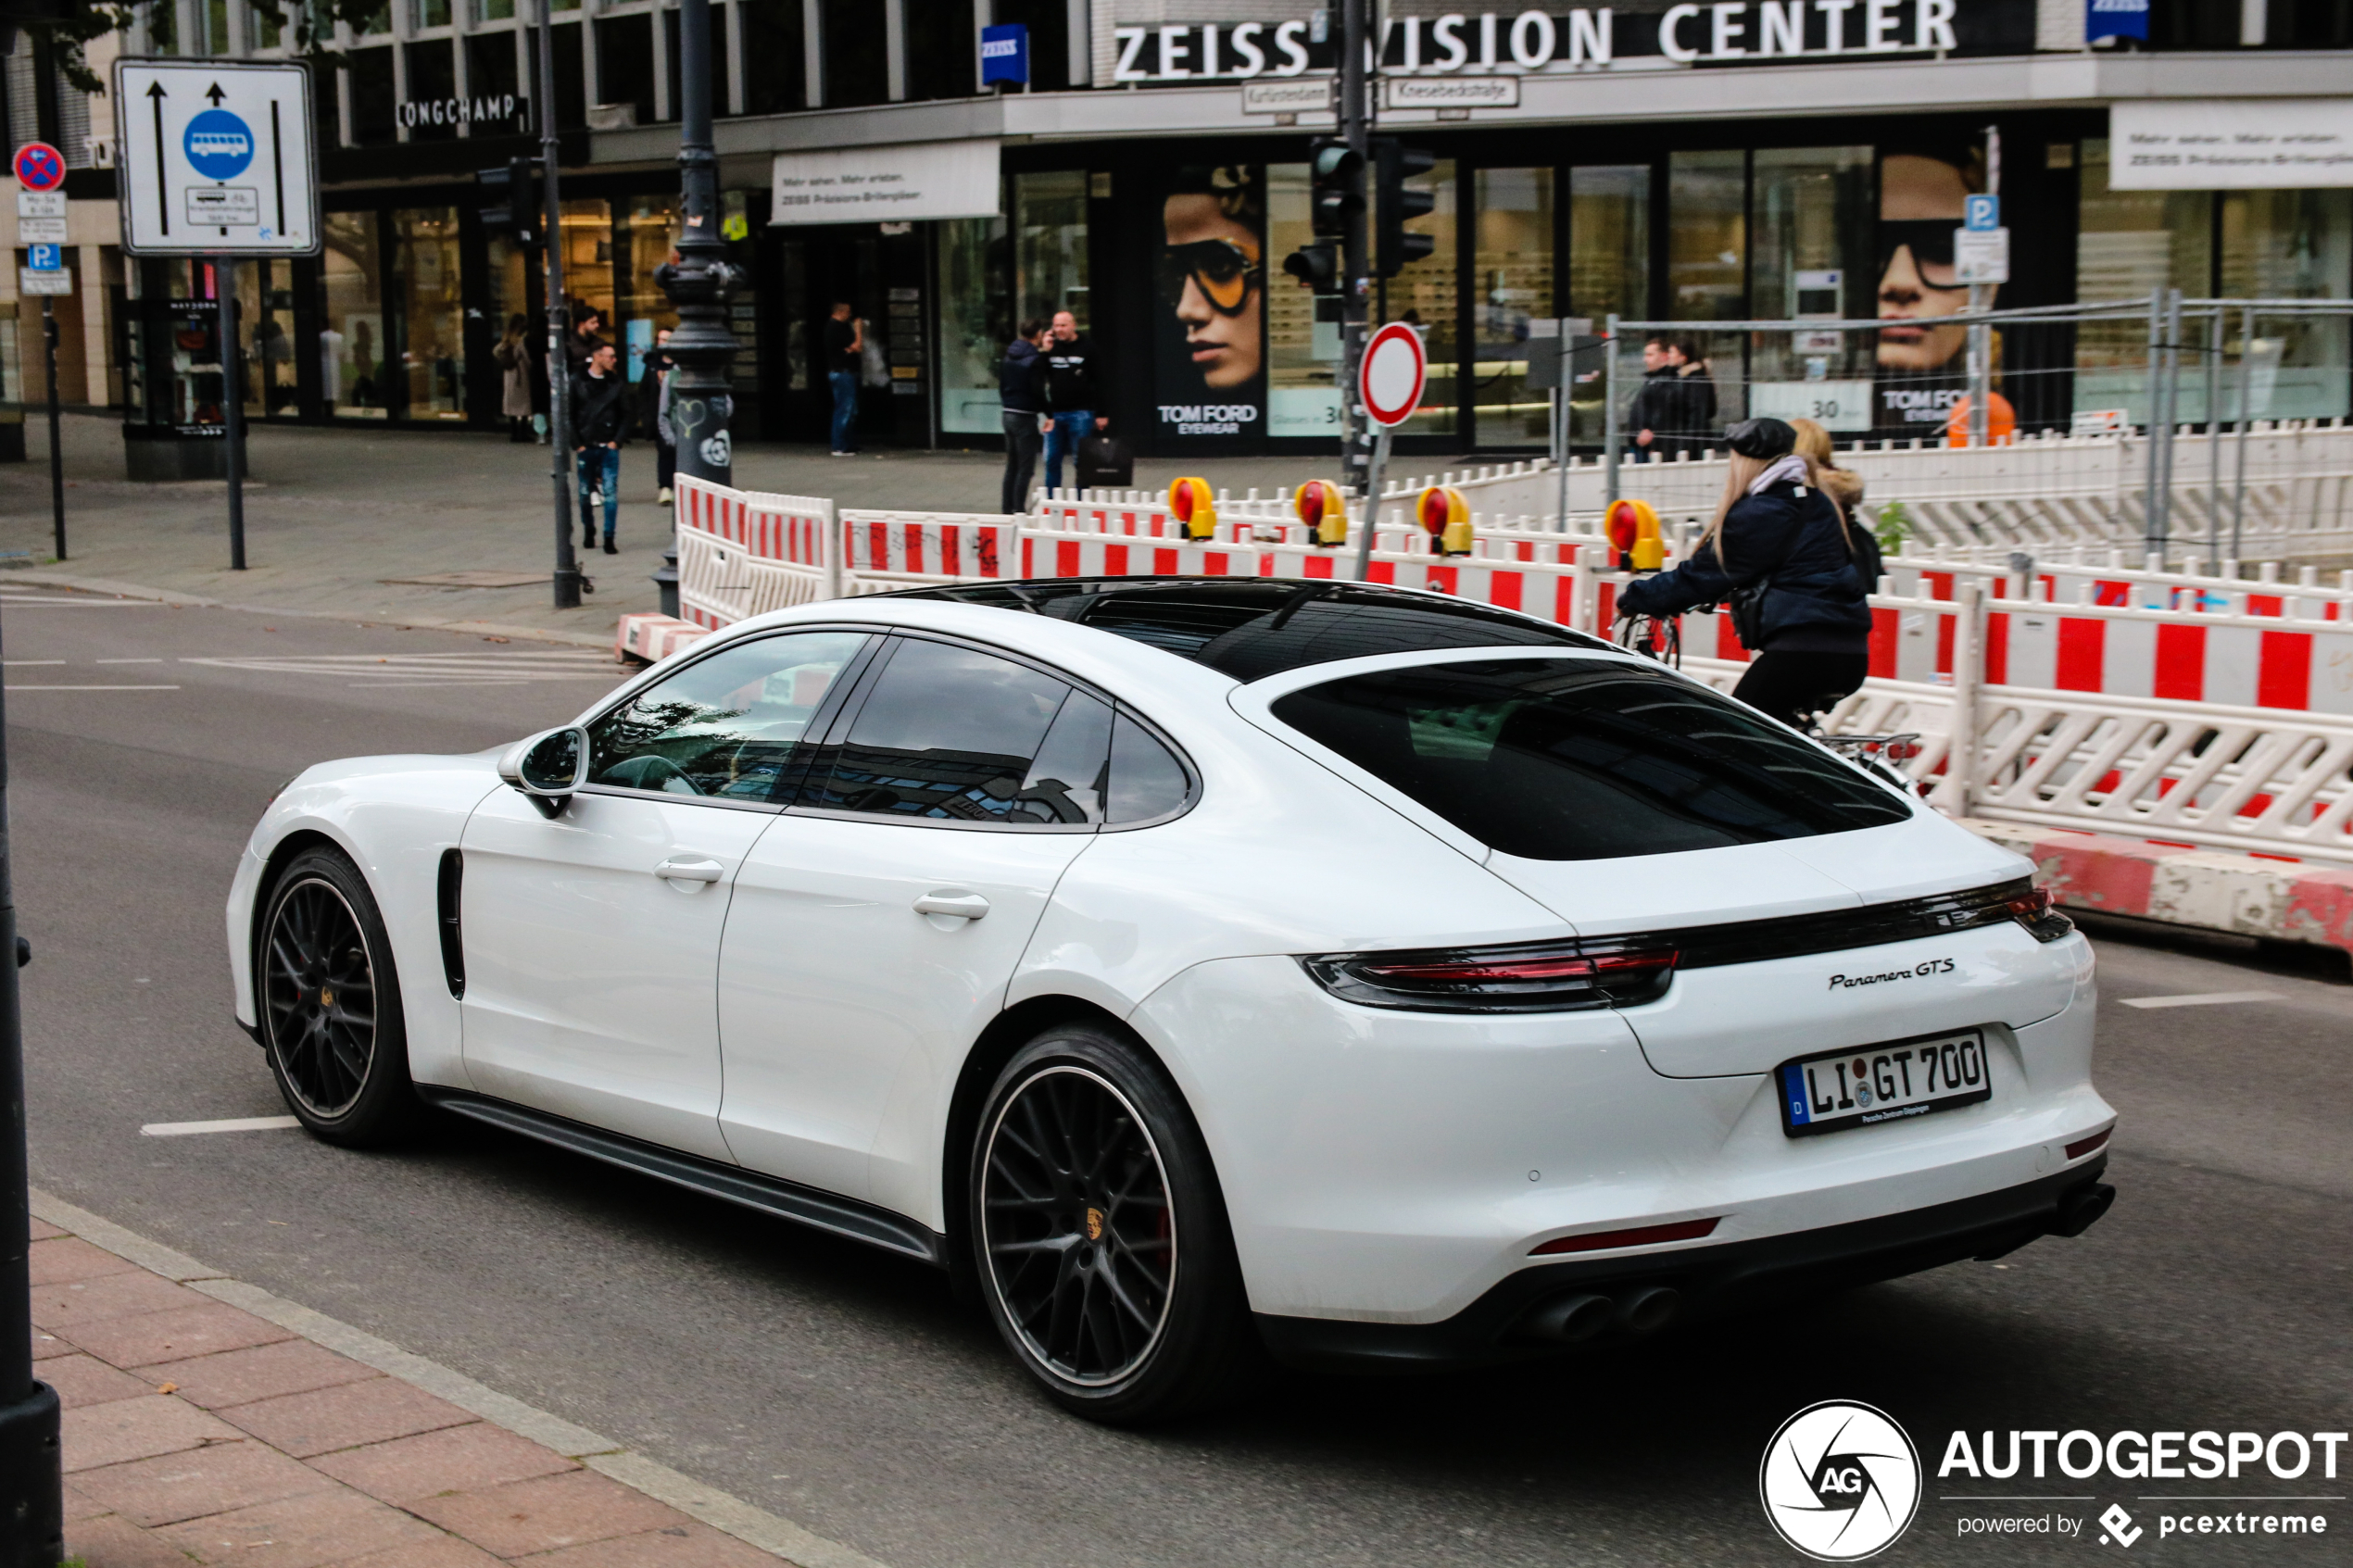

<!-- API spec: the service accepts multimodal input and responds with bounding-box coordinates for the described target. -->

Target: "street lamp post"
[656,0,737,492]
[1338,0,1371,502]
[0,592,62,1563]
[537,0,583,609]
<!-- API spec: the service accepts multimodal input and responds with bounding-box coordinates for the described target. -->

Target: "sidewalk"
[29,1190,881,1568]
[0,415,1402,645]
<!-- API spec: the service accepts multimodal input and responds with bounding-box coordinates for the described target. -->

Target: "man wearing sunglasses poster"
[1154,166,1266,441]
[1874,138,1994,435]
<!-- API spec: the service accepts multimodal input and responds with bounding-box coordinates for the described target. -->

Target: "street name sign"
[112,58,320,256]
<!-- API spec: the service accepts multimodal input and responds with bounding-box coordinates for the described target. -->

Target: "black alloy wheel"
[972,1024,1257,1422]
[259,849,416,1145]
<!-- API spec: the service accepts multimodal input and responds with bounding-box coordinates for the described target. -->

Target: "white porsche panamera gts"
[228,578,2116,1422]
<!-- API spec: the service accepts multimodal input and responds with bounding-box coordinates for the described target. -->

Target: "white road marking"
[2118,990,2283,1010]
[0,598,164,606]
[95,658,167,664]
[140,1115,303,1136]
[183,652,619,684]
[6,684,181,691]
[358,680,532,688]
[0,659,66,665]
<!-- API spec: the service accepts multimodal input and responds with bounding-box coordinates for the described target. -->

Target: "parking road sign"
[111,58,319,255]
[25,244,61,270]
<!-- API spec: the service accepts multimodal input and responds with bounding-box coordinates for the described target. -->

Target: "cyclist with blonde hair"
[1616,417,1874,728]
[1790,417,1865,517]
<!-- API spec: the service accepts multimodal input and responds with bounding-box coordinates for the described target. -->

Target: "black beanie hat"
[1725,417,1796,459]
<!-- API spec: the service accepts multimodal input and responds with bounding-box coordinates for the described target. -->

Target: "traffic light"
[478,157,540,245]
[1307,137,1362,239]
[1372,138,1436,279]
[1282,241,1340,295]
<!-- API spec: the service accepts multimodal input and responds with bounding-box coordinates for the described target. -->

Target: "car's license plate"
[1777,1030,1991,1137]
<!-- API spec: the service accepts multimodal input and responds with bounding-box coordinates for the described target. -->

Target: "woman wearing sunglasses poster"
[1154,166,1266,441]
[1874,139,1994,434]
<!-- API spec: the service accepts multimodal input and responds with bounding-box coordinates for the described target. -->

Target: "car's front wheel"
[971,1023,1257,1423]
[258,847,417,1147]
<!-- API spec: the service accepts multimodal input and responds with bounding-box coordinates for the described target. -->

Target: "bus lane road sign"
[111,58,319,256]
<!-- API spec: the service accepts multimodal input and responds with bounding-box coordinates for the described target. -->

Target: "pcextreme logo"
[1760,1400,1923,1561]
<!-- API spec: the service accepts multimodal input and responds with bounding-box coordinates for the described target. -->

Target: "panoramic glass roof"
[886,578,1609,682]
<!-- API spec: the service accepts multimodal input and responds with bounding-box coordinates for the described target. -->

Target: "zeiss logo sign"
[2087,0,2150,42]
[980,23,1029,84]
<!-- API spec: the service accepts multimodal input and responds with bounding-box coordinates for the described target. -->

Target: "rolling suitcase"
[1076,433,1134,490]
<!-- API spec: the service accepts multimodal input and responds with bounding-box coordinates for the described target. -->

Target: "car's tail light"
[2064,1126,2112,1160]
[2005,885,2075,943]
[1529,1216,1720,1256]
[1301,937,1679,1013]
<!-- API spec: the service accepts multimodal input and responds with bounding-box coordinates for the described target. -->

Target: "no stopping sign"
[1361,322,1427,429]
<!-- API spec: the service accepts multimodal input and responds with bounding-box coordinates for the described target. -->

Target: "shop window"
[233,261,301,419]
[1667,150,1744,425]
[394,207,466,420]
[560,197,616,326]
[597,14,657,125]
[820,0,887,107]
[1567,164,1649,445]
[991,0,1071,90]
[1473,167,1554,449]
[321,211,387,418]
[1376,157,1456,438]
[777,238,809,394]
[1266,163,1339,441]
[2266,0,2353,45]
[486,235,538,420]
[549,21,586,130]
[664,7,730,120]
[2146,0,2243,44]
[939,213,1009,434]
[347,46,396,145]
[622,196,684,385]
[742,0,808,115]
[2075,139,2212,424]
[1014,171,1088,328]
[907,0,977,100]
[405,41,457,142]
[2221,188,2352,422]
[1750,146,1871,433]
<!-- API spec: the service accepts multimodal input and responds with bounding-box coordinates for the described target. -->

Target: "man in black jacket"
[1000,319,1051,515]
[1042,309,1109,495]
[572,341,633,555]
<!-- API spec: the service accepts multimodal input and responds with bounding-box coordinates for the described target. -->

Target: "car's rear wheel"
[971,1023,1257,1424]
[258,848,416,1147]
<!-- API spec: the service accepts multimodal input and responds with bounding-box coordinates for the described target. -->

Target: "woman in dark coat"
[1616,417,1873,729]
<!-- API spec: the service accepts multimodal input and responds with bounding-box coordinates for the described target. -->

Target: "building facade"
[3,0,2349,459]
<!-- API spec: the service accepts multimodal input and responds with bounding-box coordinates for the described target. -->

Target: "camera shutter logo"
[1759,1400,1921,1561]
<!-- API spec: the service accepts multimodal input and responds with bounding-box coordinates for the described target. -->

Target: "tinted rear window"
[1269,658,1912,860]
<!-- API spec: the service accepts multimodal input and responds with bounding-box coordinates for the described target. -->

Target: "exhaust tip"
[1616,1285,1682,1336]
[2050,1181,2116,1238]
[1520,1292,1614,1344]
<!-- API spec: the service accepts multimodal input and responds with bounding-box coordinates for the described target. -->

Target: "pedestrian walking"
[566,306,607,378]
[571,340,634,556]
[492,314,535,444]
[1627,335,1718,459]
[645,326,678,504]
[1000,319,1051,516]
[824,301,862,455]
[1614,417,1873,730]
[1042,309,1108,495]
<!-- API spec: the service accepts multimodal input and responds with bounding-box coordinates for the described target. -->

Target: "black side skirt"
[417,1086,949,1268]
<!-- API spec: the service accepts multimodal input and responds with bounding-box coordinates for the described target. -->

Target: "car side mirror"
[498,726,590,817]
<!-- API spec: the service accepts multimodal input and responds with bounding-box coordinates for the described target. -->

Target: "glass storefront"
[1015,171,1089,329]
[233,261,301,419]
[1473,167,1554,448]
[1377,158,1457,438]
[321,211,386,418]
[1567,164,1651,445]
[1749,146,1873,431]
[1266,163,1340,442]
[394,207,466,420]
[939,214,1008,434]
[2221,187,2352,423]
[622,195,684,385]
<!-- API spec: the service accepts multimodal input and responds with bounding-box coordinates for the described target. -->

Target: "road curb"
[11,568,621,651]
[1959,818,2353,956]
[28,1185,894,1568]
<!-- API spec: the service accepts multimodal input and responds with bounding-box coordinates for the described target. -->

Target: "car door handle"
[653,857,725,884]
[913,892,989,922]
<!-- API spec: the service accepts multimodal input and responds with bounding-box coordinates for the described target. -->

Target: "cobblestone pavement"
[0,414,1401,645]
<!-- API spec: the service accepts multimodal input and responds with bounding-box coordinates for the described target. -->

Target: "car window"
[1107,714,1191,823]
[1268,657,1911,860]
[586,631,869,801]
[1011,691,1112,825]
[807,639,1083,823]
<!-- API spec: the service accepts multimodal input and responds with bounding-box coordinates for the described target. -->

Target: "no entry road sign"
[112,58,319,256]
[1361,321,1427,429]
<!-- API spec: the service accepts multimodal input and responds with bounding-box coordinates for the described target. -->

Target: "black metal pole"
[41,300,62,562]
[220,258,246,571]
[0,588,63,1565]
[656,0,736,494]
[538,0,582,609]
[1338,0,1371,500]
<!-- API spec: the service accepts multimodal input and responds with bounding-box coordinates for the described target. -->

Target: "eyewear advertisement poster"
[1153,164,1266,445]
[1873,135,1994,435]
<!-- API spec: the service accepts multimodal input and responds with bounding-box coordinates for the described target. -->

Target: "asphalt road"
[10,584,2348,1567]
